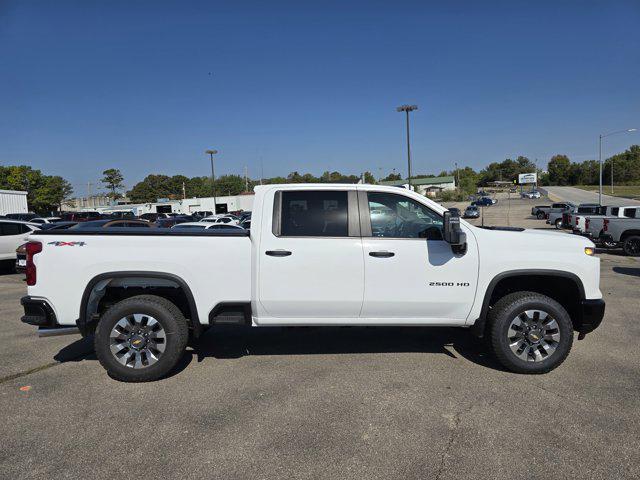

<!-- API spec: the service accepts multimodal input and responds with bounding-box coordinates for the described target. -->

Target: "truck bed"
[28,228,252,326]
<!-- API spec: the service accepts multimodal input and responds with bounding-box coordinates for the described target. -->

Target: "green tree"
[363,171,376,184]
[215,175,245,196]
[101,168,124,199]
[381,172,402,182]
[547,155,572,185]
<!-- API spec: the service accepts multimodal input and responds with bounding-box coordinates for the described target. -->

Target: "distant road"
[543,186,640,206]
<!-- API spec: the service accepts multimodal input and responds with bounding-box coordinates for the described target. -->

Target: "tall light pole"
[599,128,636,204]
[396,105,418,191]
[205,149,218,213]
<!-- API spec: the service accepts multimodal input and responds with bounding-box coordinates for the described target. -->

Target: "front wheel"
[94,295,189,382]
[555,219,562,229]
[487,292,573,374]
[622,235,640,257]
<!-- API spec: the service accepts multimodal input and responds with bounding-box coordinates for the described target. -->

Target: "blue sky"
[1,1,639,194]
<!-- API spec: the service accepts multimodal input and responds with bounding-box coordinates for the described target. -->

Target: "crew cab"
[20,184,605,382]
[581,206,637,244]
[532,203,572,220]
[598,207,640,256]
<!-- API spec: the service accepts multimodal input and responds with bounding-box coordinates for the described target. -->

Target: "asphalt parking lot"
[1,196,639,480]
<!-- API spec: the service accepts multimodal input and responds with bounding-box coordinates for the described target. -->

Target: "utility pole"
[599,128,636,203]
[260,157,264,185]
[244,166,249,192]
[182,182,186,199]
[206,149,218,213]
[396,104,418,191]
[454,162,459,193]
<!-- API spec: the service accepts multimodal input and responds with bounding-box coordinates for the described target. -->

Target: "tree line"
[0,165,73,214]
[4,144,639,211]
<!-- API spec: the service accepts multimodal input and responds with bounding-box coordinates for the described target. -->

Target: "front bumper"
[21,296,57,327]
[576,299,605,337]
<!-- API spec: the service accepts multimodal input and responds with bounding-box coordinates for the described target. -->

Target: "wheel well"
[620,230,640,242]
[79,273,200,336]
[473,273,584,337]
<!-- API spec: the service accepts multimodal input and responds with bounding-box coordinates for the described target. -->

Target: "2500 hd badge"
[429,282,470,287]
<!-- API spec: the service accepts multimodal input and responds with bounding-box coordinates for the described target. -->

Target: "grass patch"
[574,185,640,199]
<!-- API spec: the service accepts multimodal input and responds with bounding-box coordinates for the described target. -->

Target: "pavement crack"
[435,402,474,480]
[0,351,91,385]
[0,362,59,384]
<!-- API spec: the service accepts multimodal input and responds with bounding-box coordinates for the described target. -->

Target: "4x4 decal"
[47,241,86,247]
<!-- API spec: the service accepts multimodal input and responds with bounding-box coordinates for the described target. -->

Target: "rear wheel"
[554,219,562,229]
[488,292,573,374]
[536,212,545,219]
[622,235,640,257]
[94,295,189,382]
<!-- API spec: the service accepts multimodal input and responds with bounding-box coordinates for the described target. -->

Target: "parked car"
[105,211,135,219]
[463,205,480,219]
[15,243,27,272]
[71,219,152,229]
[546,205,576,229]
[172,222,245,230]
[156,215,194,228]
[599,207,640,256]
[200,215,240,226]
[29,217,62,225]
[191,211,214,219]
[522,191,541,199]
[532,203,573,220]
[39,222,78,231]
[0,219,39,263]
[4,213,38,221]
[22,183,604,381]
[240,219,251,230]
[584,206,638,246]
[138,212,171,223]
[60,211,102,222]
[471,197,495,207]
[561,204,601,229]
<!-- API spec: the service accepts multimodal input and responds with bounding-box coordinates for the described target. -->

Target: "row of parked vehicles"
[0,210,252,271]
[530,202,640,256]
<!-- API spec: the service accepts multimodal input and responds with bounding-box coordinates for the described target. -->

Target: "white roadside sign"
[518,172,537,184]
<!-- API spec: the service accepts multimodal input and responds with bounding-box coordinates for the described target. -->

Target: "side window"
[0,223,22,236]
[20,224,32,233]
[280,190,349,237]
[366,192,443,240]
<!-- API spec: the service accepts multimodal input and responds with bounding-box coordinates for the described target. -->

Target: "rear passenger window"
[0,223,22,235]
[280,191,349,237]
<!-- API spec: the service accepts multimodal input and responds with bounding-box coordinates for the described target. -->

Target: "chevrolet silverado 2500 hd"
[20,184,605,381]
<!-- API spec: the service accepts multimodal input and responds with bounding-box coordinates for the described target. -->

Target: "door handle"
[265,250,292,257]
[369,251,395,258]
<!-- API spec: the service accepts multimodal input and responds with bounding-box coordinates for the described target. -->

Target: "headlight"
[584,247,595,256]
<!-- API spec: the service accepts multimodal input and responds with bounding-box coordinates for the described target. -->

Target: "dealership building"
[379,175,456,197]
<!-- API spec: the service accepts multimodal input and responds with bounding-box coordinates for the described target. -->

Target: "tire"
[536,212,545,220]
[94,295,189,382]
[622,235,640,257]
[555,219,562,229]
[487,291,573,374]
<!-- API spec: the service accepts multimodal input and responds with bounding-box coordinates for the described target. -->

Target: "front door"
[258,189,364,319]
[359,190,479,323]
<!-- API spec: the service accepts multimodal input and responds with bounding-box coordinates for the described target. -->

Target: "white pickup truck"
[20,184,605,382]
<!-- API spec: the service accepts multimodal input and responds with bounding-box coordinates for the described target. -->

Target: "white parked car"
[200,215,240,226]
[171,222,244,230]
[21,183,604,382]
[0,219,39,261]
[30,217,62,225]
[522,191,541,199]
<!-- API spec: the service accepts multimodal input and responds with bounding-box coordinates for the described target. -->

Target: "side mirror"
[443,210,467,255]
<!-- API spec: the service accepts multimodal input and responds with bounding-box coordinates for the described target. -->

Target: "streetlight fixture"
[599,129,636,203]
[396,104,418,191]
[205,149,218,213]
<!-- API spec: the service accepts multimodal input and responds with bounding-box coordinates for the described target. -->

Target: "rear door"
[0,223,31,260]
[359,190,479,322]
[258,189,364,319]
